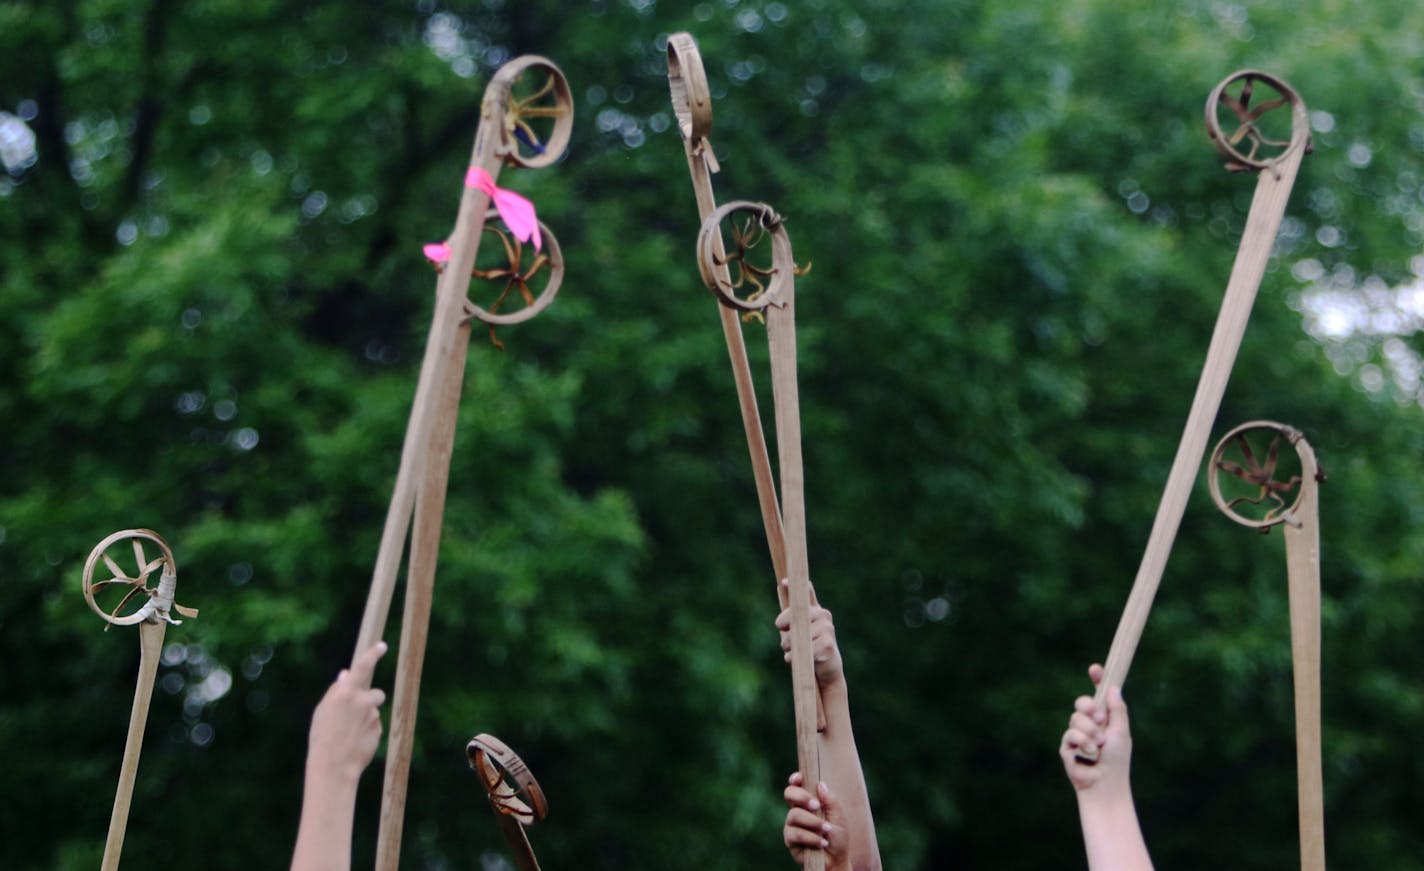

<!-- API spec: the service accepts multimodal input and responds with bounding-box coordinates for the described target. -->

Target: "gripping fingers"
[1068,710,1102,742]
[1062,724,1096,755]
[777,605,833,645]
[784,809,831,850]
[784,783,821,813]
[786,808,829,831]
[1073,694,1106,725]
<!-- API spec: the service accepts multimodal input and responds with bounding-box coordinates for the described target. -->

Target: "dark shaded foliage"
[2,0,1422,867]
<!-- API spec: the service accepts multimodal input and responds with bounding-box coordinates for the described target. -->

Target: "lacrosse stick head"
[487,55,574,169]
[667,32,714,143]
[696,200,799,312]
[462,213,565,326]
[82,528,181,627]
[1206,69,1311,173]
[1208,420,1320,530]
[467,733,548,826]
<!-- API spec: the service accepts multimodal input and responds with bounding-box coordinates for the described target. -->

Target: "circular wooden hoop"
[82,529,177,627]
[1208,420,1316,530]
[464,212,563,326]
[1205,69,1311,171]
[696,200,796,312]
[467,733,548,824]
[667,32,713,142]
[490,55,574,169]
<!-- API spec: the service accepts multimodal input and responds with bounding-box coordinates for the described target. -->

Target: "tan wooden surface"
[696,200,824,871]
[100,619,162,871]
[1089,72,1312,745]
[1284,467,1325,871]
[81,529,192,871]
[669,33,828,743]
[349,55,572,871]
[1209,422,1325,870]
[668,32,790,586]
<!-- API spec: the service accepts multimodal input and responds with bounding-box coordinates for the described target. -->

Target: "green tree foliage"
[3,0,1422,867]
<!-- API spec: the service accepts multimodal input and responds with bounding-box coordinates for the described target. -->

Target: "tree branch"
[121,0,174,210]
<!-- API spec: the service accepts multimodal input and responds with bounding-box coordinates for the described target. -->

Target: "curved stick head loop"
[696,200,797,312]
[1208,420,1321,530]
[83,529,194,627]
[667,32,714,143]
[460,213,564,327]
[467,733,549,825]
[487,56,574,169]
[1206,69,1311,174]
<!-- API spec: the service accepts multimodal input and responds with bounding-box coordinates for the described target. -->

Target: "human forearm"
[290,644,387,871]
[1077,791,1153,871]
[817,680,881,871]
[290,762,360,871]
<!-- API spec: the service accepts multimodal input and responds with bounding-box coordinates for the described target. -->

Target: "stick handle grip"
[101,621,164,871]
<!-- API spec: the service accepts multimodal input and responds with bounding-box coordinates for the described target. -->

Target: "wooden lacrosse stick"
[349,55,572,871]
[1084,71,1312,758]
[1208,421,1325,871]
[697,200,824,871]
[82,528,198,871]
[467,734,549,871]
[667,31,827,734]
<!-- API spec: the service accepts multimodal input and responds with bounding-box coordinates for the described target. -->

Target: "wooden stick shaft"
[353,95,508,664]
[1285,486,1325,871]
[368,93,504,869]
[1097,147,1304,701]
[101,620,164,871]
[680,139,824,731]
[374,314,474,871]
[681,143,788,583]
[353,336,440,658]
[496,814,543,871]
[767,296,824,871]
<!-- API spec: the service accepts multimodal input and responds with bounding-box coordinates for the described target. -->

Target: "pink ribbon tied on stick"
[423,166,543,265]
[465,167,542,252]
[422,242,453,263]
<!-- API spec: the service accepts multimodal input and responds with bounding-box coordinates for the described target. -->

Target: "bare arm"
[1059,664,1153,871]
[291,642,388,871]
[778,583,881,871]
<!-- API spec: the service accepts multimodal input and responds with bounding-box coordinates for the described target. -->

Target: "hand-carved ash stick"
[82,528,198,871]
[1089,70,1312,734]
[698,201,824,871]
[1208,421,1325,871]
[349,56,573,871]
[467,734,549,871]
[667,31,826,732]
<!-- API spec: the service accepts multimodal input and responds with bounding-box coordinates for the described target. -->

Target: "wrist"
[818,673,849,699]
[305,753,365,793]
[1076,780,1136,815]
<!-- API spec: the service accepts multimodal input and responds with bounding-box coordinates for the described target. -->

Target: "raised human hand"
[783,772,851,870]
[776,579,844,691]
[1059,664,1133,796]
[308,641,388,785]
